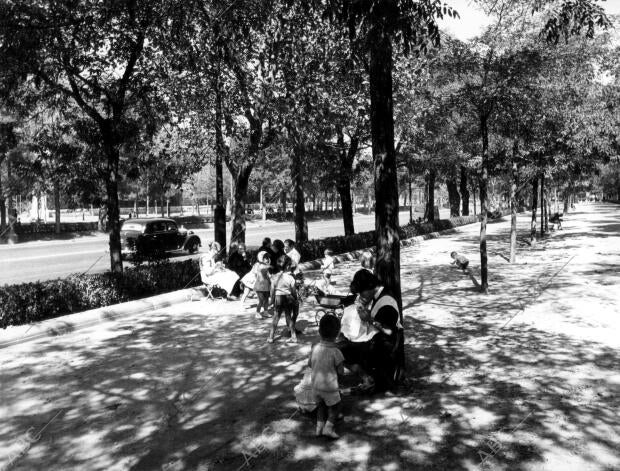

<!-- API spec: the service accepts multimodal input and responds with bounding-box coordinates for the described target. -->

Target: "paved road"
[0,209,441,285]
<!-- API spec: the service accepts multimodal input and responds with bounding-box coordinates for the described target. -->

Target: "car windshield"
[121,222,144,232]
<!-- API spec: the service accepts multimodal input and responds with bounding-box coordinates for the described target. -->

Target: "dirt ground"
[1,203,618,471]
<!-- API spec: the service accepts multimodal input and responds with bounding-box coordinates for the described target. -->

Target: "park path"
[0,203,618,471]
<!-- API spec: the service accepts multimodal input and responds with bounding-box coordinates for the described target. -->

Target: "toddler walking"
[309,314,344,438]
[267,255,298,343]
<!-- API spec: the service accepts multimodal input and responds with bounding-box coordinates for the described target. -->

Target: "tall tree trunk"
[424,169,436,222]
[408,169,413,224]
[0,164,5,234]
[336,128,357,236]
[369,23,401,308]
[531,177,539,242]
[473,187,477,215]
[460,166,470,216]
[446,173,460,217]
[337,180,354,235]
[509,156,518,263]
[281,190,287,215]
[292,147,308,243]
[545,193,550,232]
[231,165,252,245]
[563,187,570,213]
[213,72,228,253]
[479,115,490,294]
[104,137,122,275]
[54,183,61,234]
[540,173,545,238]
[7,157,13,220]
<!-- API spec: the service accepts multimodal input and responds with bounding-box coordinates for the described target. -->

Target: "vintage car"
[120,217,201,259]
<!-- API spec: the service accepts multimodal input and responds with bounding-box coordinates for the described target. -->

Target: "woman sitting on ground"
[338,269,404,393]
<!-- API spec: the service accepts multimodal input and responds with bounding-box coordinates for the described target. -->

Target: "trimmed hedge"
[15,221,99,235]
[0,259,202,329]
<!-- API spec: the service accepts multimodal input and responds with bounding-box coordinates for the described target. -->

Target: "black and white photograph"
[1,0,619,469]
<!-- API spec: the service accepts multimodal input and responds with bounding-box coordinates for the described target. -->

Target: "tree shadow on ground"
[1,205,619,471]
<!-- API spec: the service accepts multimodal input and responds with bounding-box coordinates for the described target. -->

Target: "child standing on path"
[309,315,344,438]
[253,252,272,319]
[267,255,298,343]
[321,248,335,274]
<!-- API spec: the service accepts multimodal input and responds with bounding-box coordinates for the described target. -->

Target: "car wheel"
[188,240,199,254]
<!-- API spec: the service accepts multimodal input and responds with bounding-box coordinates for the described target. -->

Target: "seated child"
[450,251,469,271]
[309,315,345,438]
[316,270,335,296]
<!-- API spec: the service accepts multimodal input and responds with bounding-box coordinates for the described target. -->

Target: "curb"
[0,218,482,350]
[0,287,208,350]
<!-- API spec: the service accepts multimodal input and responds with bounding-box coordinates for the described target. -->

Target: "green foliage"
[0,259,201,329]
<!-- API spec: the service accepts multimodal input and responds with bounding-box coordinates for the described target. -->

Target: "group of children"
[238,238,336,345]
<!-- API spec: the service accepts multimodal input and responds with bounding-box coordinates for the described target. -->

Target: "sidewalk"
[0,204,618,471]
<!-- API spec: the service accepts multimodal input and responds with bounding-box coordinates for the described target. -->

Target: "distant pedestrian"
[450,251,469,272]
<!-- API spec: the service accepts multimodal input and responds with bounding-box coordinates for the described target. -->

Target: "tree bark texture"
[54,183,61,234]
[0,167,5,233]
[104,136,123,275]
[369,23,401,309]
[447,173,460,217]
[540,173,545,238]
[531,177,539,242]
[509,158,518,263]
[424,169,436,223]
[231,165,252,245]
[545,194,550,232]
[408,170,413,224]
[336,127,357,236]
[214,86,227,253]
[292,146,308,243]
[460,166,470,216]
[479,115,489,294]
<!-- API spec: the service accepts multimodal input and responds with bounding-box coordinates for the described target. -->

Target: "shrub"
[0,259,202,329]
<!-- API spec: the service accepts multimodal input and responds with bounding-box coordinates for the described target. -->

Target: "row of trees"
[1,0,617,302]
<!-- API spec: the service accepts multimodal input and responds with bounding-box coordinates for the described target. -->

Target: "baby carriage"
[314,292,356,326]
